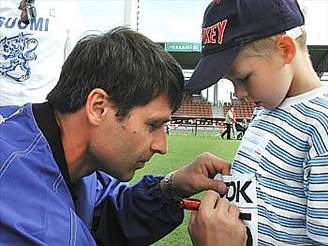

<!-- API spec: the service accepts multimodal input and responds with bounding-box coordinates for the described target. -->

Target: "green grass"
[130,134,240,246]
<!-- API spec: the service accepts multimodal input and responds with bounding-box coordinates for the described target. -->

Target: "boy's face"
[225,50,293,109]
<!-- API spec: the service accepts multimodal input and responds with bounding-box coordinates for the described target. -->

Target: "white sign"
[215,173,258,246]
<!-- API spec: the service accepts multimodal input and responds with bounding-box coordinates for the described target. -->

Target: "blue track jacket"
[0,104,183,245]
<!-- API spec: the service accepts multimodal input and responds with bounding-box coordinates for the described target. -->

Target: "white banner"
[215,173,258,246]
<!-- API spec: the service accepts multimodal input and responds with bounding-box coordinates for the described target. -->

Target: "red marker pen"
[180,198,251,221]
[179,198,200,210]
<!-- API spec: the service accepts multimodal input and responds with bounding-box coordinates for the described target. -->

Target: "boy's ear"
[276,35,296,65]
[85,88,111,126]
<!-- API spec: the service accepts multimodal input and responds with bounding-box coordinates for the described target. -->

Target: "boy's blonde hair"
[240,27,307,58]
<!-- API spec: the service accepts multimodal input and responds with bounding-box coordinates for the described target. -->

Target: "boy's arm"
[305,152,328,244]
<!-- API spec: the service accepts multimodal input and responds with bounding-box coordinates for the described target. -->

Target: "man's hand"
[172,152,231,197]
[188,191,247,246]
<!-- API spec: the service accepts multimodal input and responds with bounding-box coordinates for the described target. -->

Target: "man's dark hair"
[47,26,185,118]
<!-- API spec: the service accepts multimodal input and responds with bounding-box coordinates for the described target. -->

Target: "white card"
[215,173,258,246]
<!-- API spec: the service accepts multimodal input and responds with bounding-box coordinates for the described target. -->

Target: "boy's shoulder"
[280,85,328,110]
[251,86,328,124]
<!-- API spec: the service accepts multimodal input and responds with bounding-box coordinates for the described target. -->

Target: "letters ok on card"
[215,173,258,246]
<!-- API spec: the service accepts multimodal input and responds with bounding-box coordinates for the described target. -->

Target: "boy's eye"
[237,75,249,83]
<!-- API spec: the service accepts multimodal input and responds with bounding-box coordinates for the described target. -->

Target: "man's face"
[89,94,171,181]
[225,50,292,109]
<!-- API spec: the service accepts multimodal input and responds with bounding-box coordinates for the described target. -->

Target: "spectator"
[0,0,83,105]
[236,118,248,140]
[231,108,237,138]
[221,106,234,140]
[165,123,170,135]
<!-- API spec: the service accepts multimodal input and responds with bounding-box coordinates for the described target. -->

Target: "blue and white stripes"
[232,86,328,245]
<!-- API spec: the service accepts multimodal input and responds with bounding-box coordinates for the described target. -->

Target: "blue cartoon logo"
[0,32,38,82]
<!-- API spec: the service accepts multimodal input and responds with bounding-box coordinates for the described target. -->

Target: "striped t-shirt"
[231,86,328,245]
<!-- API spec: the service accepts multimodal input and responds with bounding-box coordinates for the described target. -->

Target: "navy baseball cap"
[186,0,305,92]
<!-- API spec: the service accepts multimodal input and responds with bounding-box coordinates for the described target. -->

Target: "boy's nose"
[234,86,248,99]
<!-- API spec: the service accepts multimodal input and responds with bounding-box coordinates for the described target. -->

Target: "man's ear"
[85,88,111,126]
[276,35,296,65]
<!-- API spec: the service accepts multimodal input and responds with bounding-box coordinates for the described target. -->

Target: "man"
[0,27,246,245]
[221,106,234,140]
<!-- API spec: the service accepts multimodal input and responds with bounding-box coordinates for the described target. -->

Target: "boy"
[187,0,328,245]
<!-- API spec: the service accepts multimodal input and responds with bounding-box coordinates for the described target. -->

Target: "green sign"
[164,42,201,52]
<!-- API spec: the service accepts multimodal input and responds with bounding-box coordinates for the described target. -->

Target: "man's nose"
[150,127,167,155]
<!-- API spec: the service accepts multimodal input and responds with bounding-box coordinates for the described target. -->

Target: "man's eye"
[148,123,159,131]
